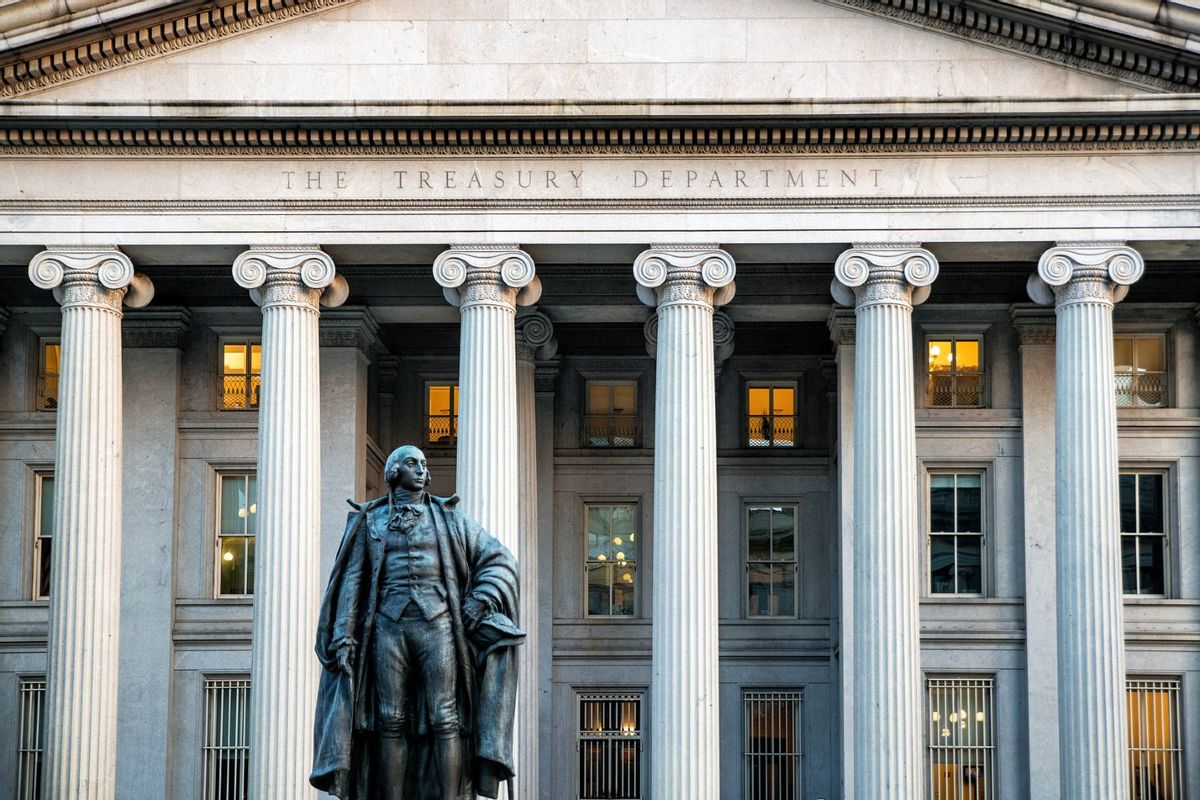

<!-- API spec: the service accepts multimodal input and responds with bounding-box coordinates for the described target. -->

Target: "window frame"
[923,674,997,800]
[744,379,800,449]
[924,334,985,409]
[214,471,257,599]
[33,335,61,413]
[582,500,641,619]
[1119,466,1171,599]
[742,688,803,800]
[423,380,460,450]
[1113,331,1169,409]
[744,503,800,619]
[575,688,645,800]
[201,674,251,800]
[582,379,640,448]
[31,469,54,601]
[217,338,262,412]
[923,465,990,598]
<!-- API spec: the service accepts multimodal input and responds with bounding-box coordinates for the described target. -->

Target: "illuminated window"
[928,473,984,596]
[17,677,44,800]
[585,381,638,447]
[747,383,796,448]
[203,677,250,800]
[1127,678,1183,800]
[746,505,797,617]
[1120,472,1167,596]
[221,342,261,410]
[426,383,459,448]
[36,338,60,411]
[925,677,995,800]
[1115,335,1166,408]
[217,473,257,597]
[743,690,802,800]
[585,504,637,617]
[926,338,982,408]
[578,691,642,800]
[33,472,54,600]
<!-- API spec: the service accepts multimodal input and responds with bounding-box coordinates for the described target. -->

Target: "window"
[746,505,797,618]
[743,690,802,800]
[585,504,637,617]
[585,381,638,447]
[1127,678,1184,800]
[1120,472,1167,596]
[203,677,250,800]
[221,342,261,410]
[35,338,60,411]
[426,383,459,448]
[925,677,995,800]
[578,691,642,800]
[1115,335,1166,408]
[17,677,45,800]
[928,473,983,596]
[33,472,54,600]
[926,338,982,408]
[217,473,257,597]
[747,383,796,447]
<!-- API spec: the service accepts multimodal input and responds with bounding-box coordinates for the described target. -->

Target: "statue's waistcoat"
[375,502,449,622]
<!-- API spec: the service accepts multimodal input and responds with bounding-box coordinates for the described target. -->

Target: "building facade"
[0,1,1198,799]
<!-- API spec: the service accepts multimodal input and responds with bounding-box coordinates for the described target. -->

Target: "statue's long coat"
[310,493,522,799]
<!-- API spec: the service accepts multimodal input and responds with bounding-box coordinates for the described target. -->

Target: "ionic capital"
[633,245,736,309]
[232,247,347,312]
[515,308,557,362]
[831,244,938,309]
[1027,243,1144,308]
[433,245,539,311]
[28,247,154,313]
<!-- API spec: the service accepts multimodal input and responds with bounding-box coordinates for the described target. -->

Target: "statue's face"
[392,446,429,492]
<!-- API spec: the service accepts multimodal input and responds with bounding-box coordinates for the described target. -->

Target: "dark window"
[928,473,983,595]
[1120,472,1167,595]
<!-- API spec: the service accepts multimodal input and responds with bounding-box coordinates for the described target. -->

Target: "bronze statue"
[311,445,523,799]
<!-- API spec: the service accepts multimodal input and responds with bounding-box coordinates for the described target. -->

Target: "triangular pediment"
[6,0,1161,104]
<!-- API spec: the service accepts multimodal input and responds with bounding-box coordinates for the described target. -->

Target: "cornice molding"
[318,306,380,356]
[825,0,1200,92]
[122,307,191,348]
[0,0,355,99]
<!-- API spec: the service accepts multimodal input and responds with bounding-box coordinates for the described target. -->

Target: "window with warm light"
[585,381,638,447]
[747,383,797,447]
[426,383,459,448]
[220,342,261,410]
[926,338,983,408]
[17,677,44,800]
[36,338,60,411]
[33,472,54,600]
[925,677,995,800]
[203,677,250,800]
[217,473,257,597]
[743,690,802,800]
[577,691,642,800]
[928,473,984,596]
[585,504,637,617]
[1127,678,1183,800]
[1120,472,1167,596]
[1115,335,1166,408]
[746,505,798,617]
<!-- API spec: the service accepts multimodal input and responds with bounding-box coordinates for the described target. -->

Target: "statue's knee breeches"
[372,610,460,738]
[415,613,460,737]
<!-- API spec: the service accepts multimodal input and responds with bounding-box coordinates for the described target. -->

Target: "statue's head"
[383,445,430,492]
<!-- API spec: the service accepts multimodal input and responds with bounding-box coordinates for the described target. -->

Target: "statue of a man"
[311,445,523,799]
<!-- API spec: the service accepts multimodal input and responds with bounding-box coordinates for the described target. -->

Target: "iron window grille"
[928,473,985,596]
[584,381,638,447]
[203,677,251,800]
[216,473,257,597]
[584,504,638,618]
[425,382,459,448]
[1127,678,1184,800]
[35,338,60,412]
[1120,472,1168,596]
[926,337,983,408]
[220,341,261,410]
[746,505,798,618]
[577,691,643,800]
[746,383,797,448]
[1114,335,1166,408]
[925,677,995,800]
[17,677,45,800]
[743,690,803,800]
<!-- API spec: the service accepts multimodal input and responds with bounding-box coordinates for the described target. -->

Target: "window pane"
[1135,337,1163,372]
[37,539,52,599]
[249,344,261,374]
[928,340,953,371]
[613,383,636,414]
[587,383,611,415]
[586,565,611,616]
[223,344,247,375]
[771,387,795,416]
[42,342,61,375]
[1138,535,1165,595]
[1137,474,1164,533]
[587,507,610,559]
[747,508,771,561]
[955,339,980,371]
[747,562,772,617]
[955,475,982,533]
[956,536,983,594]
[429,385,451,417]
[1119,474,1137,533]
[1114,337,1134,371]
[612,565,636,616]
[773,565,796,617]
[245,476,258,537]
[930,535,956,593]
[219,535,250,596]
[1122,536,1138,594]
[220,477,246,536]
[771,508,795,561]
[39,476,55,538]
[929,475,955,533]
[748,387,770,416]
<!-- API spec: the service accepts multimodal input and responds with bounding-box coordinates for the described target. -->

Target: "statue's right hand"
[336,643,355,676]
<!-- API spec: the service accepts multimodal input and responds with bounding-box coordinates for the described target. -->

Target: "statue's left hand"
[336,642,356,676]
[461,595,488,631]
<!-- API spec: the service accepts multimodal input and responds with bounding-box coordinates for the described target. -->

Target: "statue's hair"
[383,445,427,487]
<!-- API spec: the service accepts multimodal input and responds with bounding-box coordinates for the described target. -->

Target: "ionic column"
[1028,243,1144,797]
[434,245,540,783]
[831,245,938,799]
[634,245,736,800]
[232,247,348,800]
[27,247,154,800]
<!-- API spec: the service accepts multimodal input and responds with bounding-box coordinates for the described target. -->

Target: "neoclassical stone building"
[0,1,1198,799]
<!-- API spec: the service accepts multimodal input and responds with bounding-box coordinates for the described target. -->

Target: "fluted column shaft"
[27,248,153,800]
[635,246,736,800]
[832,246,938,799]
[233,248,346,800]
[1030,244,1145,798]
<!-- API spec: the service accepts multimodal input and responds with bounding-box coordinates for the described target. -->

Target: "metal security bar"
[926,677,995,800]
[578,692,642,800]
[1127,678,1184,800]
[17,678,45,800]
[203,678,250,800]
[744,690,802,800]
